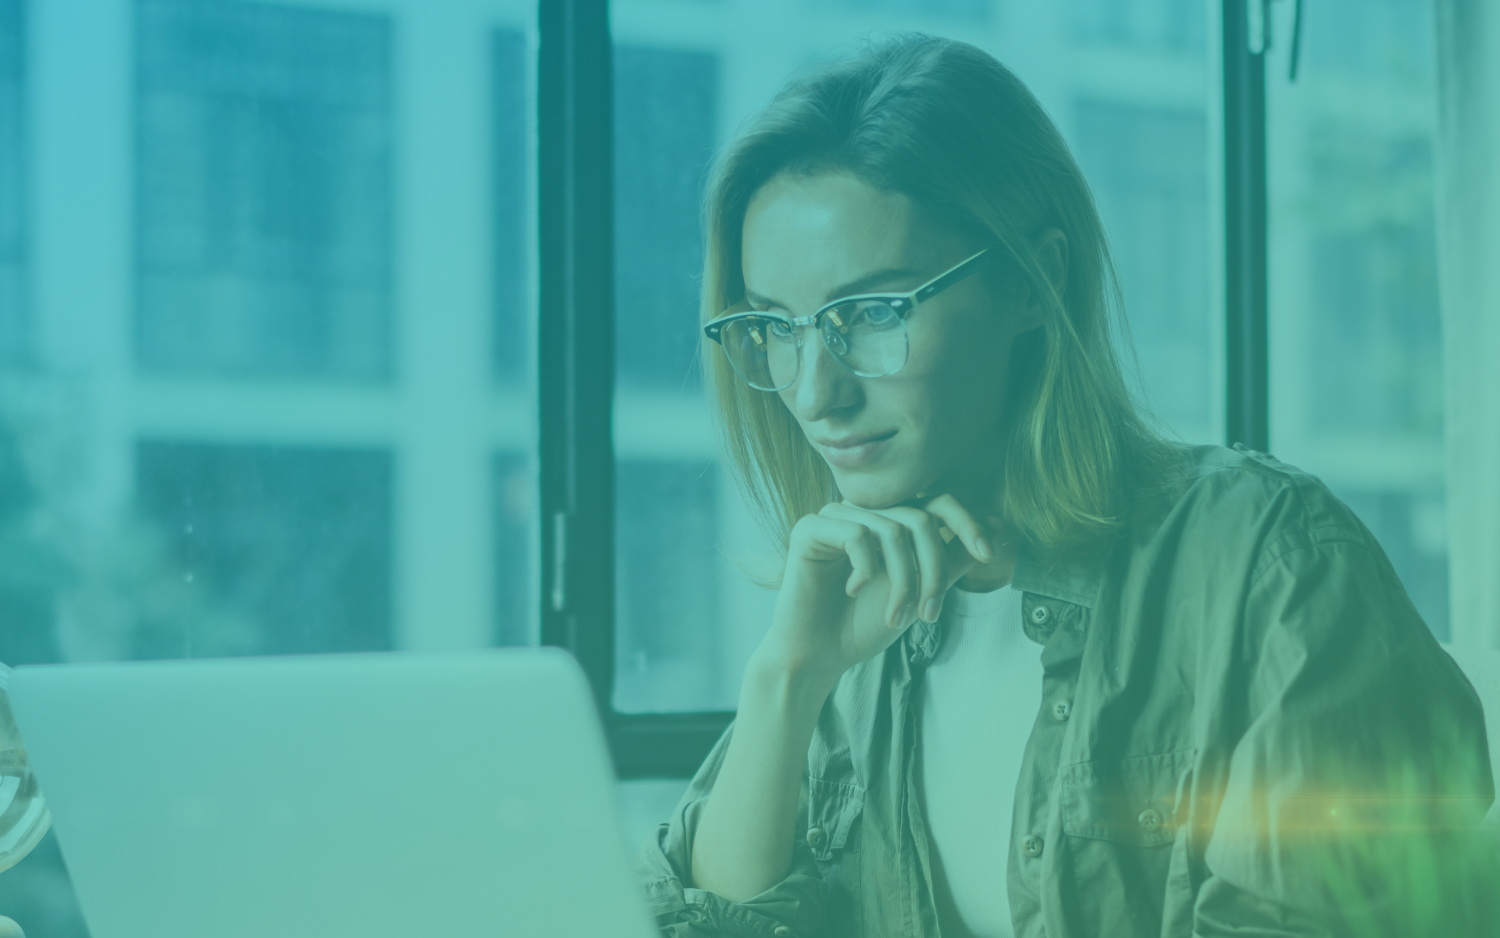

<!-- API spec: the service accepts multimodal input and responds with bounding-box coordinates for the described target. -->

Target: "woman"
[638,35,1494,938]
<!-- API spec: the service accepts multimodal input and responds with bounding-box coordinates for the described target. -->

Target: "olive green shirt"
[637,444,1495,937]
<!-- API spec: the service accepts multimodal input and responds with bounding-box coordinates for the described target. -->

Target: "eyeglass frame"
[702,246,997,390]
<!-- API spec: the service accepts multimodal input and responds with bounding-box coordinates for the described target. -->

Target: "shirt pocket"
[804,775,866,861]
[1060,748,1196,847]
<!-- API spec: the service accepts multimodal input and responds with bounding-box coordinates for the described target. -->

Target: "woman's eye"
[853,302,895,325]
[766,319,794,339]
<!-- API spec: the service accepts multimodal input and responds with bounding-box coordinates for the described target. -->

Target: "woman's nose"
[788,333,860,421]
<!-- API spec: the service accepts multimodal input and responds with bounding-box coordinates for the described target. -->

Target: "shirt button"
[806,827,826,851]
[773,928,793,937]
[1052,699,1072,721]
[1137,808,1164,832]
[1030,604,1051,626]
[1021,834,1045,858]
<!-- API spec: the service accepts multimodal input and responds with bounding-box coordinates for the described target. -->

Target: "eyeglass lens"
[720,300,909,391]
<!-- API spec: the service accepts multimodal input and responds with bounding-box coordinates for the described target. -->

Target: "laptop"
[9,648,660,938]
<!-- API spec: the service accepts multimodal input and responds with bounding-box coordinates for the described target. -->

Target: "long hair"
[701,34,1176,559]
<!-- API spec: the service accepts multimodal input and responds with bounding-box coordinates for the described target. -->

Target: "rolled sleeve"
[635,723,829,938]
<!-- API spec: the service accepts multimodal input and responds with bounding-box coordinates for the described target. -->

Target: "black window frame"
[538,0,1271,779]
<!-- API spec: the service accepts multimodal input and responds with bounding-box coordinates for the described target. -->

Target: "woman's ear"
[1016,228,1069,333]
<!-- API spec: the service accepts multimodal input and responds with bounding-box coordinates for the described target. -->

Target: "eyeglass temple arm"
[910,249,994,306]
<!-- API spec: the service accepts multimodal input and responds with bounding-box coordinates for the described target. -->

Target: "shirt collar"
[1011,539,1106,609]
[902,540,1105,668]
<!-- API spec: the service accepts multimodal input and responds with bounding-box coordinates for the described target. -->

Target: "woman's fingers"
[837,494,1008,623]
[795,512,883,596]
[838,523,882,598]
[918,493,998,564]
[872,507,949,623]
[806,494,1006,632]
[820,503,919,628]
[827,503,947,626]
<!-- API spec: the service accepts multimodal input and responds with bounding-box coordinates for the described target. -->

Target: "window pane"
[610,0,1222,713]
[1074,99,1213,440]
[0,0,537,928]
[1266,0,1448,636]
[491,26,530,383]
[135,0,394,379]
[492,450,534,647]
[490,24,538,646]
[0,0,24,361]
[611,39,745,712]
[132,441,394,658]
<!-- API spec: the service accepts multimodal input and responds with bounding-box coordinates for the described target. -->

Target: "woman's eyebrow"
[825,268,922,301]
[744,268,922,311]
[743,289,785,310]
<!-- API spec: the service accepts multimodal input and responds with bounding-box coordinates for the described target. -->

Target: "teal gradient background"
[0,0,1452,933]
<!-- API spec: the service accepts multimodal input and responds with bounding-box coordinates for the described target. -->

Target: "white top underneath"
[917,583,1042,938]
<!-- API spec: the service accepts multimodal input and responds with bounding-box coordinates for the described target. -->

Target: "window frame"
[538,0,1271,779]
[1224,0,1270,453]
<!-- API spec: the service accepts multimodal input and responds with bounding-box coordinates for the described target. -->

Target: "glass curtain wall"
[0,0,538,930]
[609,0,1224,715]
[1265,0,1448,637]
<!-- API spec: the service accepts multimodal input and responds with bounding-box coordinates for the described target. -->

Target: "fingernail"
[922,598,940,623]
[975,536,994,561]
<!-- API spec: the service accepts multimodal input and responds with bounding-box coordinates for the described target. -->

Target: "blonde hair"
[702,34,1176,559]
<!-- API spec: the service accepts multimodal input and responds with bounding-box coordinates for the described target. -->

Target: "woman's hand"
[0,915,24,938]
[693,493,1001,901]
[755,493,999,682]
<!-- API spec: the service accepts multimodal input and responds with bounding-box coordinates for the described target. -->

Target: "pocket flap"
[1061,748,1196,847]
[804,775,865,860]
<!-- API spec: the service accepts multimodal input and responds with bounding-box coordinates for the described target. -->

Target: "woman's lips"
[815,431,897,468]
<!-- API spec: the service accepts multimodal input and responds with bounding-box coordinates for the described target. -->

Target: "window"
[611,40,756,714]
[491,25,539,646]
[606,0,1221,722]
[0,0,23,361]
[492,450,534,646]
[0,0,536,927]
[1072,0,1206,51]
[135,0,394,379]
[134,441,394,657]
[492,26,532,384]
[1265,0,1448,635]
[1074,99,1215,441]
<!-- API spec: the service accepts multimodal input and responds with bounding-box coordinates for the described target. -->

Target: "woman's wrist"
[741,651,841,724]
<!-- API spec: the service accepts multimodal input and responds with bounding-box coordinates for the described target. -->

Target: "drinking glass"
[0,665,50,872]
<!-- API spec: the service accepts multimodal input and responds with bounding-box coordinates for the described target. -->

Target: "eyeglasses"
[703,248,994,392]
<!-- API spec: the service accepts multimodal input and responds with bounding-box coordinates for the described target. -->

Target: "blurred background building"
[0,0,1445,933]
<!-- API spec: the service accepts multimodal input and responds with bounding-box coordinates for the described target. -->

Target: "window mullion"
[1223,0,1270,452]
[538,0,615,709]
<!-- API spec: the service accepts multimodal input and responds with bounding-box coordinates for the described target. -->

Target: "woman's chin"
[834,474,923,511]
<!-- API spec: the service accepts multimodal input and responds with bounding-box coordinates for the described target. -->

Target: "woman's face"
[741,171,1044,511]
